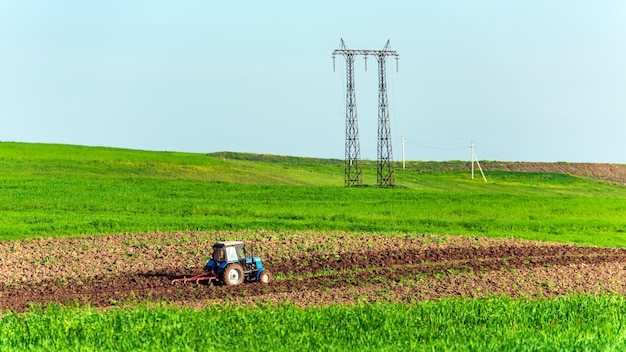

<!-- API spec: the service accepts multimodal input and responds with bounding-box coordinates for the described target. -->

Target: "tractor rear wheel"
[258,269,272,284]
[222,263,244,286]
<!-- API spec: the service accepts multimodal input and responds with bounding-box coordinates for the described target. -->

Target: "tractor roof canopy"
[213,241,245,248]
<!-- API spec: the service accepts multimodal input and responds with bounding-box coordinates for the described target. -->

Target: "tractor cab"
[211,240,245,264]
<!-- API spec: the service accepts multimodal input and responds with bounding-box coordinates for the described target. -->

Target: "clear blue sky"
[1,1,625,163]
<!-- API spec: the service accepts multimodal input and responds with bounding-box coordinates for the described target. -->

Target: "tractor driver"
[212,247,225,262]
[203,247,225,272]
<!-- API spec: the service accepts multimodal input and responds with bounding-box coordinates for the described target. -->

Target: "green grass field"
[1,142,625,246]
[2,141,626,350]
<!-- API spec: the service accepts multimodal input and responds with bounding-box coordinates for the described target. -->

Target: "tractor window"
[212,247,225,262]
[236,246,245,260]
[225,246,238,261]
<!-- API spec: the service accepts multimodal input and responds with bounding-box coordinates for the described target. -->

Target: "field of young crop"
[2,142,626,350]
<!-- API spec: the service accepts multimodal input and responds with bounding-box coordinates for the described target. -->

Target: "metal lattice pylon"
[376,42,394,186]
[340,40,362,186]
[333,39,398,187]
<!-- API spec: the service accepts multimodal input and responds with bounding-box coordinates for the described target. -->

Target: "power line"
[411,141,469,150]
[473,142,524,161]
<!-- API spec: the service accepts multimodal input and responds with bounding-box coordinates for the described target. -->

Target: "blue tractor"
[172,240,271,286]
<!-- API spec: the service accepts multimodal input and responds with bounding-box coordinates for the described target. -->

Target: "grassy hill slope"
[1,142,625,246]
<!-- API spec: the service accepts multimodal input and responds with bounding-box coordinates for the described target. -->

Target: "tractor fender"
[215,261,230,274]
[203,259,217,272]
[255,268,267,281]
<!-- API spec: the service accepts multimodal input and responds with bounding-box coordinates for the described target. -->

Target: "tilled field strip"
[271,246,626,276]
[2,232,626,312]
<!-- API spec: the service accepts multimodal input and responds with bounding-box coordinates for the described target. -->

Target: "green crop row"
[1,294,625,351]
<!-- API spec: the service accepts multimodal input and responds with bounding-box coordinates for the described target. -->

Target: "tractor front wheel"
[258,270,272,284]
[222,264,244,286]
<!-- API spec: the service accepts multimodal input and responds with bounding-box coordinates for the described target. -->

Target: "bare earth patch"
[1,231,626,312]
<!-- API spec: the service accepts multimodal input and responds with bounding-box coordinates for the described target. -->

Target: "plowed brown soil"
[422,161,626,184]
[2,231,626,312]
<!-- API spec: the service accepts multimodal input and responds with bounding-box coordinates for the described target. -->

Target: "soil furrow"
[3,239,626,311]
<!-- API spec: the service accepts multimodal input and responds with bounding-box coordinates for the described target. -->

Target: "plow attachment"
[171,271,217,285]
